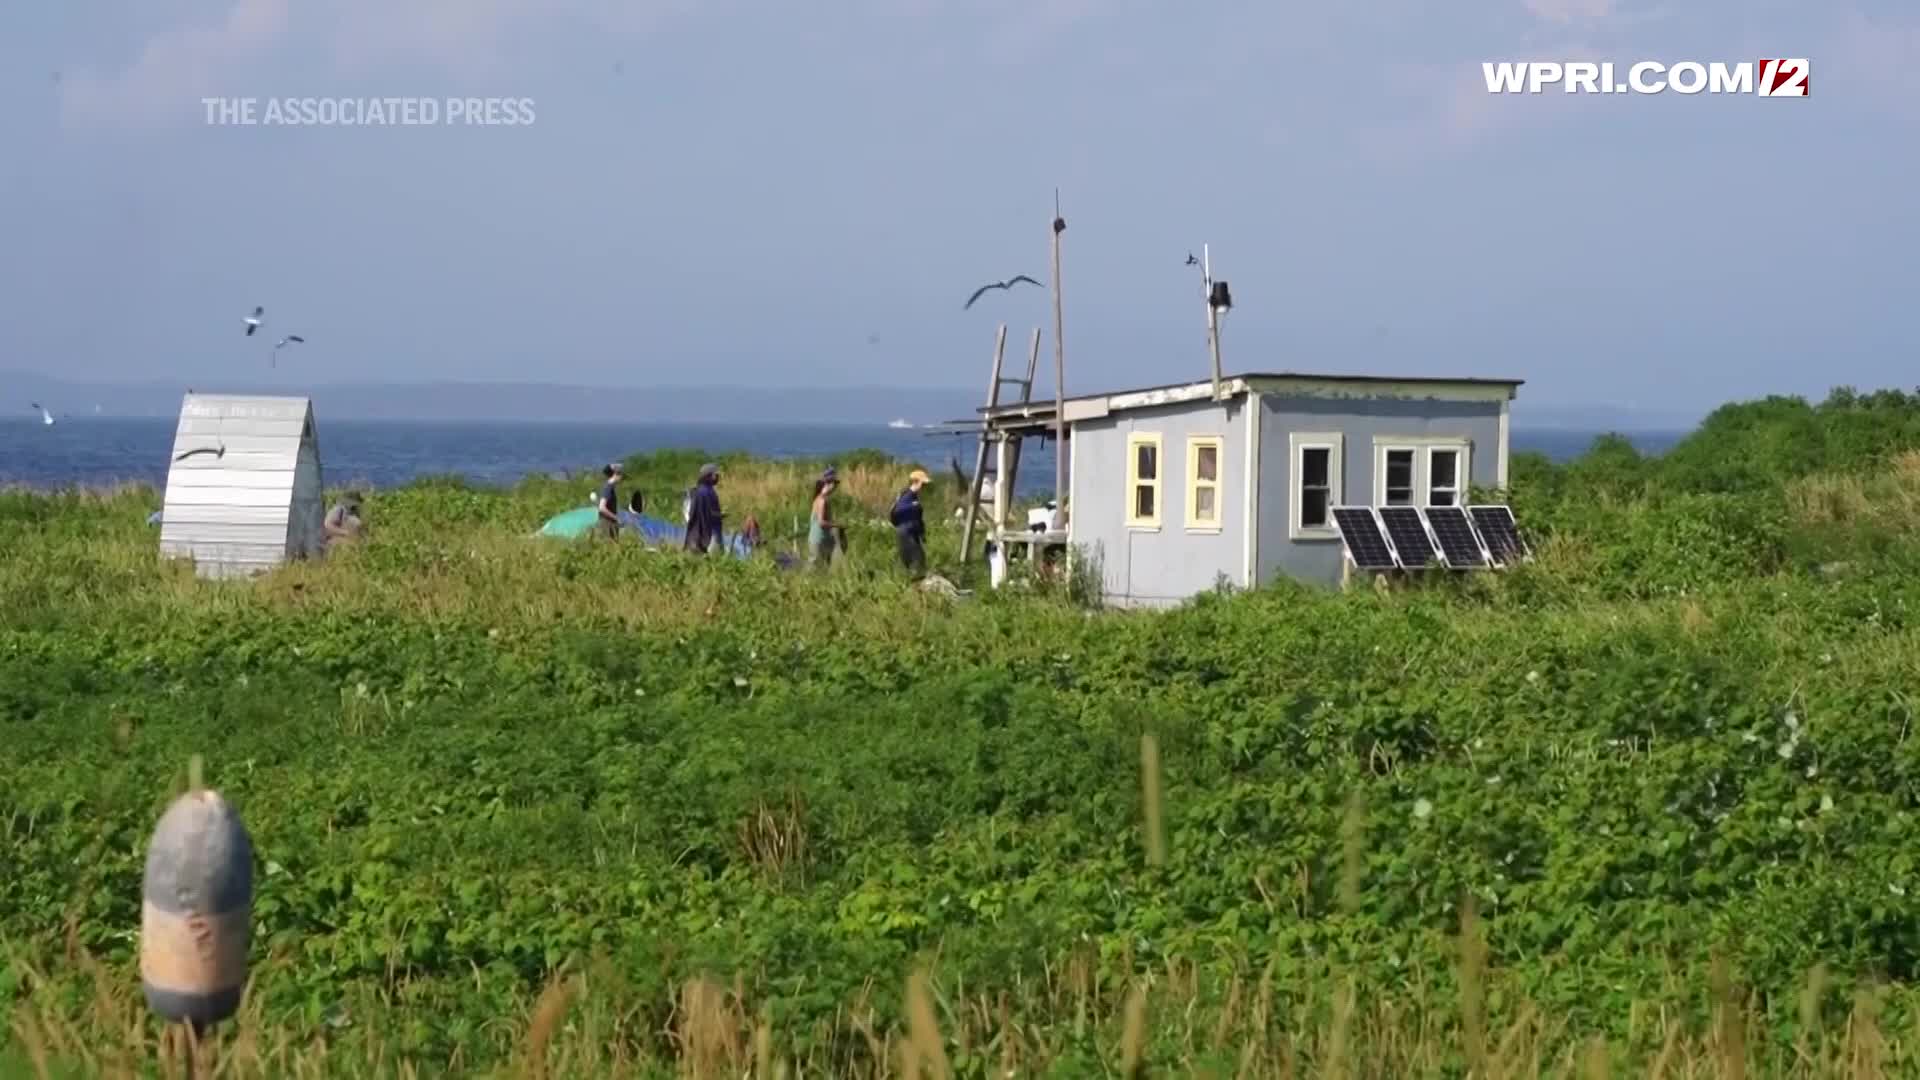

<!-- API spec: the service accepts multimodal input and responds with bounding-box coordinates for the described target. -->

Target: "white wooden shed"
[159,394,326,580]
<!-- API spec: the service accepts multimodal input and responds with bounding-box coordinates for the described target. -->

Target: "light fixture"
[1209,280,1233,313]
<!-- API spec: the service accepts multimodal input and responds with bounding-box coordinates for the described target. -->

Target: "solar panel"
[1331,506,1398,571]
[1468,504,1530,565]
[1422,505,1488,569]
[1378,505,1439,569]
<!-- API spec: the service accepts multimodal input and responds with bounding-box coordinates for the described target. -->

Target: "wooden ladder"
[958,324,1042,563]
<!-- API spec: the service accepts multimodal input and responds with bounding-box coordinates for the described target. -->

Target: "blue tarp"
[536,506,751,559]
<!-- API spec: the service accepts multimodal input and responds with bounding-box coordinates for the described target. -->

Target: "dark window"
[1428,448,1460,506]
[1299,446,1332,528]
[1383,449,1415,506]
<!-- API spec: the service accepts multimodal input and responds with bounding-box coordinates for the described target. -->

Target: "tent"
[536,507,603,539]
[534,507,753,559]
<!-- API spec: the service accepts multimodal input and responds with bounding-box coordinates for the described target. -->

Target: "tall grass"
[10,869,1920,1075]
[13,399,1920,1076]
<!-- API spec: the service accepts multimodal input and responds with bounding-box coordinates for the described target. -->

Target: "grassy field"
[8,393,1920,1077]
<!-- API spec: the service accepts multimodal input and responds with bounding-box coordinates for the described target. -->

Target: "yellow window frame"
[1125,432,1163,529]
[1186,435,1224,531]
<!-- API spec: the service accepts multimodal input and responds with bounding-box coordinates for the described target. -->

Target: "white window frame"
[1375,444,1419,507]
[1289,431,1344,540]
[1425,444,1468,507]
[1371,436,1472,509]
[1125,432,1163,530]
[1185,434,1225,533]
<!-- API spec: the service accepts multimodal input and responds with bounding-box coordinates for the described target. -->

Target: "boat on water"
[887,418,914,429]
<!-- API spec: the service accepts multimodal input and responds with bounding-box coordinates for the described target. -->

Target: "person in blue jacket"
[890,468,930,578]
[683,463,724,553]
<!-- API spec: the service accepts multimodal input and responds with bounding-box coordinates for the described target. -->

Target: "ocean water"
[0,417,1685,497]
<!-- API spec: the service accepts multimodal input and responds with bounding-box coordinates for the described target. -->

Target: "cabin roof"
[928,371,1523,436]
[176,393,315,417]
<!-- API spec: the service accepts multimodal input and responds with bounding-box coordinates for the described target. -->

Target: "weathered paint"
[141,790,252,1027]
[1243,376,1515,405]
[159,395,325,580]
[1255,394,1504,588]
[1067,396,1247,608]
[1013,372,1519,422]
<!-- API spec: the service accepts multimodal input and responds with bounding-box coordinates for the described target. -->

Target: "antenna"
[1050,189,1067,522]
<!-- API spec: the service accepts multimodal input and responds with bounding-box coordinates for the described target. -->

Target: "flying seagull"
[243,306,264,336]
[30,403,54,426]
[272,335,305,367]
[1185,252,1199,266]
[963,275,1041,310]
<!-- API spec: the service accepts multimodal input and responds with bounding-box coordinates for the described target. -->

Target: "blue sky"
[1,0,1912,415]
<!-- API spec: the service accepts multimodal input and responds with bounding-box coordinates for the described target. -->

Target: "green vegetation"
[7,390,1920,1076]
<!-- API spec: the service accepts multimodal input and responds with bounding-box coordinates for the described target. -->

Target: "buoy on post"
[140,756,253,1037]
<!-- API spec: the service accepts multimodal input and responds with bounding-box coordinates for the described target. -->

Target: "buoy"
[140,768,252,1030]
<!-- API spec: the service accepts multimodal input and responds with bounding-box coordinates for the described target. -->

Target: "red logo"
[1757,59,1809,96]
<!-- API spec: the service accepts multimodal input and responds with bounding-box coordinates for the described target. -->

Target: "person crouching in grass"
[323,490,366,549]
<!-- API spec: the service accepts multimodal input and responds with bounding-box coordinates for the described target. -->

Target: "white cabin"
[159,394,325,580]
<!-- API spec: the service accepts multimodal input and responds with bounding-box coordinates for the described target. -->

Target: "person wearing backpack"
[890,469,930,578]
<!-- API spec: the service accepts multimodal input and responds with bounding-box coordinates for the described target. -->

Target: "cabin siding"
[163,470,300,491]
[288,424,324,558]
[1067,397,1247,608]
[1254,394,1504,588]
[159,395,323,580]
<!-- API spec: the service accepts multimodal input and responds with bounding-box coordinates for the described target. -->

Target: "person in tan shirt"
[323,491,365,548]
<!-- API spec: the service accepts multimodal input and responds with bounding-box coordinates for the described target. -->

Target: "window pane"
[1135,484,1155,519]
[1386,450,1413,487]
[1196,445,1218,482]
[1195,486,1216,520]
[1136,444,1157,481]
[1302,488,1329,528]
[1301,447,1328,487]
[1385,449,1414,505]
[1430,449,1458,488]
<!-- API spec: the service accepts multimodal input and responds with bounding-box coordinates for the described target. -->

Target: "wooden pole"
[1023,327,1041,397]
[958,325,1007,562]
[1050,192,1067,516]
[995,437,1016,535]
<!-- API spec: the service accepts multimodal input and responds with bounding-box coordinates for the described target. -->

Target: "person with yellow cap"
[890,467,932,578]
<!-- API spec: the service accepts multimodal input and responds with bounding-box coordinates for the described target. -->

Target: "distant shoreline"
[0,419,1686,498]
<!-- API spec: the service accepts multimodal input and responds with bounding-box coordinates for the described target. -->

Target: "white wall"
[159,395,311,579]
[1068,397,1248,606]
